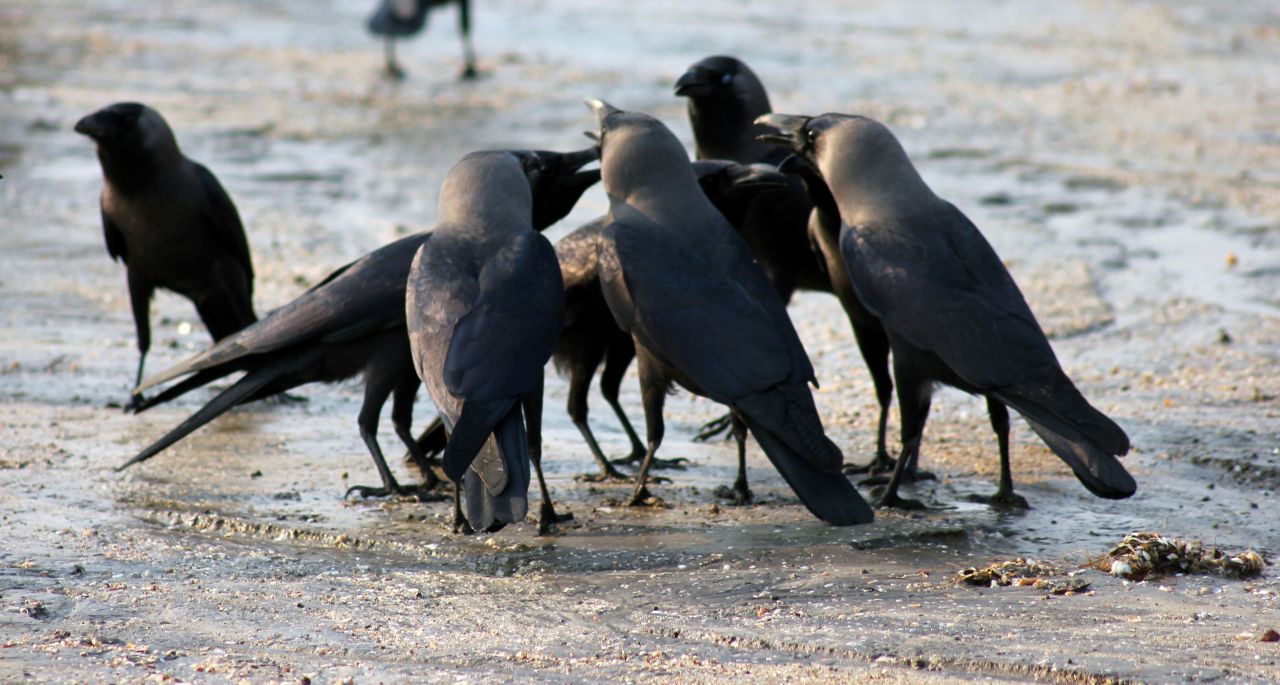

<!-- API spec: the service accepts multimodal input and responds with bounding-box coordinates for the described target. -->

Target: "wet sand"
[2,0,1279,682]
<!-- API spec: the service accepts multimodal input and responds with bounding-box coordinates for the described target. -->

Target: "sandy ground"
[2,0,1279,682]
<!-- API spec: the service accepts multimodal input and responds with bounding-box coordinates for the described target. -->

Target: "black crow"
[583,99,873,526]
[120,149,598,506]
[367,0,477,79]
[75,102,257,407]
[553,160,789,502]
[407,150,585,534]
[757,113,1135,509]
[676,56,896,475]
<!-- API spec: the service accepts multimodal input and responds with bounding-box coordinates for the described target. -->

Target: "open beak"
[754,113,810,149]
[673,67,716,97]
[584,97,621,126]
[557,145,601,190]
[557,145,598,173]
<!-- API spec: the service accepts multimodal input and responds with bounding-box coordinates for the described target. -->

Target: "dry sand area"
[2,0,1279,682]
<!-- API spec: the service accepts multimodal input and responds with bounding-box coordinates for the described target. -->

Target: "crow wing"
[840,204,1058,392]
[443,231,564,402]
[192,161,254,283]
[101,209,127,263]
[135,232,428,393]
[600,210,810,404]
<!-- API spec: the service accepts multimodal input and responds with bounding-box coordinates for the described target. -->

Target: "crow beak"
[557,145,601,190]
[559,145,599,172]
[725,163,789,190]
[73,113,108,140]
[673,67,716,97]
[584,97,621,126]
[754,113,810,148]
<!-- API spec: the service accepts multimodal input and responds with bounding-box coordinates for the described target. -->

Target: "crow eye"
[720,73,732,86]
[806,128,818,146]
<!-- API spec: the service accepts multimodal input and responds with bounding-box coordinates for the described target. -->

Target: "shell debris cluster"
[1099,531,1268,581]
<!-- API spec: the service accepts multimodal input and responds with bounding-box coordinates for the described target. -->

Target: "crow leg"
[873,361,929,510]
[842,317,897,475]
[626,346,670,507]
[451,481,473,534]
[970,397,1029,509]
[346,368,409,500]
[457,0,478,79]
[389,378,447,497]
[125,274,154,411]
[383,38,405,79]
[568,355,629,483]
[713,413,753,505]
[605,339,685,470]
[692,413,734,443]
[525,382,572,535]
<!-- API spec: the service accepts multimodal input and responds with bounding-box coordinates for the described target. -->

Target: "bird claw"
[345,484,447,502]
[626,486,665,508]
[265,392,308,406]
[692,414,734,442]
[968,492,1030,510]
[713,481,753,506]
[871,487,927,511]
[610,454,688,471]
[858,469,935,487]
[574,462,633,483]
[452,516,475,535]
[123,394,146,414]
[459,64,479,81]
[537,504,575,536]
[842,453,895,475]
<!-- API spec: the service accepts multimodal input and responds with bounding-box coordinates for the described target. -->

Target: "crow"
[675,56,896,476]
[757,112,1135,509]
[75,102,257,408]
[367,0,477,79]
[582,99,873,526]
[553,160,789,505]
[120,148,598,506]
[407,149,587,534]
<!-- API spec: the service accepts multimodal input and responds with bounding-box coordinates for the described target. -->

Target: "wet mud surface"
[2,1,1279,682]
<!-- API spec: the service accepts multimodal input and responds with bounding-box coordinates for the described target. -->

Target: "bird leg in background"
[626,347,671,507]
[692,413,735,443]
[126,273,154,412]
[570,421,631,483]
[457,0,477,79]
[967,397,1030,510]
[451,481,474,534]
[600,340,687,472]
[598,338,647,461]
[345,369,442,500]
[524,383,574,535]
[604,343,687,471]
[596,340,686,478]
[871,361,930,510]
[346,377,412,499]
[390,380,446,495]
[383,38,405,79]
[408,416,447,478]
[839,309,898,476]
[567,347,632,483]
[713,413,754,505]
